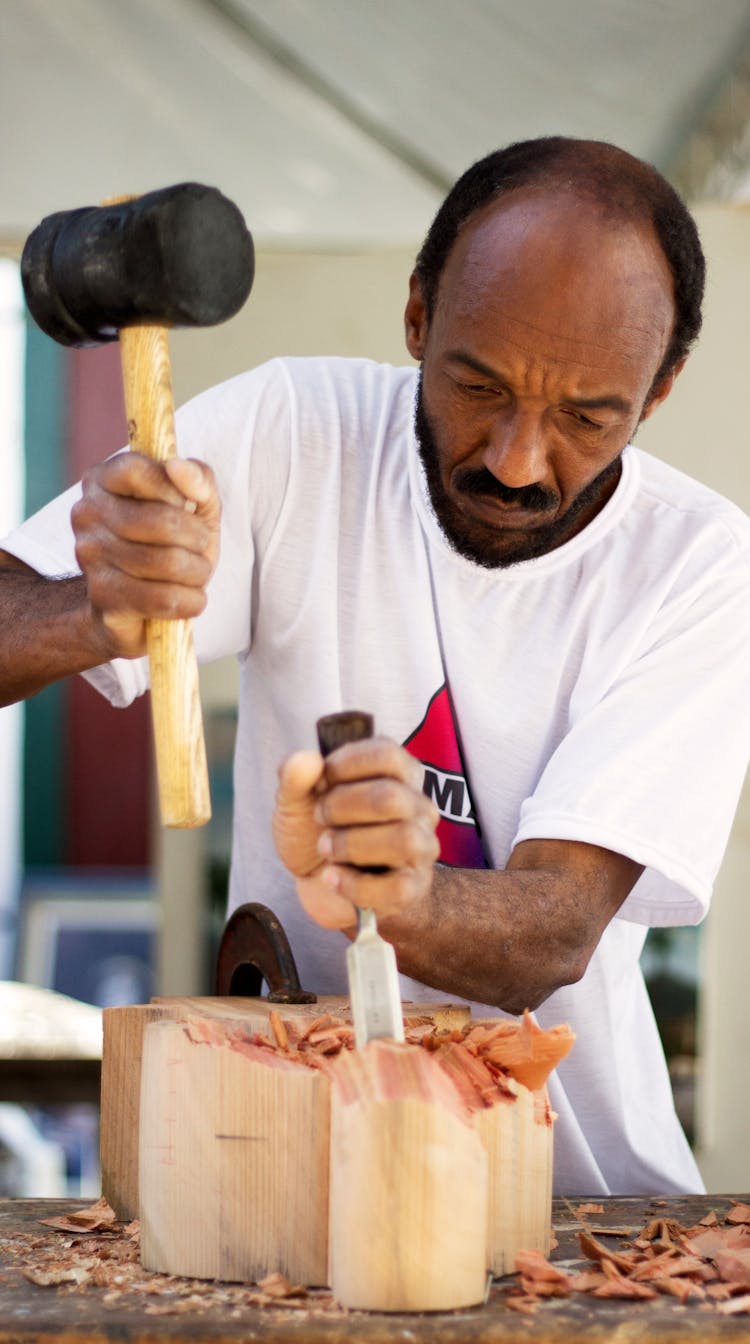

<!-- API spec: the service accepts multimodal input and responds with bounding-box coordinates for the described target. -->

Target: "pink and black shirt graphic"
[403,685,487,869]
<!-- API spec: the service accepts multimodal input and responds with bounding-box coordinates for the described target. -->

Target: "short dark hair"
[414,136,705,394]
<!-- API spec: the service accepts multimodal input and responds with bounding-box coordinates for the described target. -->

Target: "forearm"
[0,563,111,706]
[378,840,643,1014]
[376,865,583,1013]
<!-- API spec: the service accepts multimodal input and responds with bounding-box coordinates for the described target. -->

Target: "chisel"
[316,711,405,1048]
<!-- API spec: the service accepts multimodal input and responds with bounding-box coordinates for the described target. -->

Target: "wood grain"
[139,1017,330,1284]
[101,996,471,1220]
[328,1040,488,1311]
[477,1079,553,1274]
[118,323,210,828]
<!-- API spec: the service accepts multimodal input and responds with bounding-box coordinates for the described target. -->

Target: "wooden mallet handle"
[119,324,210,828]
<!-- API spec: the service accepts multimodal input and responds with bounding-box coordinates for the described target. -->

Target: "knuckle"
[373,778,403,813]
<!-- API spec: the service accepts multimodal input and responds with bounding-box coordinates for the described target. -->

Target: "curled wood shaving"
[38,1196,117,1235]
[505,1201,750,1316]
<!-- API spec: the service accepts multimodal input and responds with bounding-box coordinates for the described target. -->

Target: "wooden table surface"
[1,1194,749,1342]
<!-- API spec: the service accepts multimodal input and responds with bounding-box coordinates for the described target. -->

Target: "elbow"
[497,941,595,1016]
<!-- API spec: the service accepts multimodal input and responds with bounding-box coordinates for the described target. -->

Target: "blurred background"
[1,0,749,1197]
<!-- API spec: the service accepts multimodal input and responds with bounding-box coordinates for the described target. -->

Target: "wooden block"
[101,996,470,1220]
[153,995,471,1033]
[101,1004,162,1219]
[139,1017,329,1284]
[328,1041,488,1311]
[107,999,564,1300]
[477,1081,553,1275]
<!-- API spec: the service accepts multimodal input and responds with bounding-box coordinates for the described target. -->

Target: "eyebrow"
[445,350,633,415]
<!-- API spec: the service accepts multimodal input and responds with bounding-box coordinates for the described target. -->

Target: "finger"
[295,873,358,931]
[90,453,190,507]
[316,775,434,828]
[319,863,430,922]
[75,483,215,554]
[322,737,425,792]
[165,458,221,525]
[88,572,210,622]
[75,531,215,593]
[318,818,441,870]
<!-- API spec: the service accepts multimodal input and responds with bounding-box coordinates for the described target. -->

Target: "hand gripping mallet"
[21,183,255,827]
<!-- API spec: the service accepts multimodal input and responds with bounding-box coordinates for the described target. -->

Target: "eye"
[564,408,605,431]
[456,380,505,397]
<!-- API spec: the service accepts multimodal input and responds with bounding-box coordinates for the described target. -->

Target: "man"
[2,137,749,1196]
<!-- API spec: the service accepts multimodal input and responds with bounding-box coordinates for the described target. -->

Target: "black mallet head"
[21,182,255,347]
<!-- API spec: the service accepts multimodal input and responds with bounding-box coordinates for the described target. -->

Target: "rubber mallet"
[21,183,255,827]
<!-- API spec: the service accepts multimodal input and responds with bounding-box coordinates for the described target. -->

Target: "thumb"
[276,750,325,804]
[273,750,326,879]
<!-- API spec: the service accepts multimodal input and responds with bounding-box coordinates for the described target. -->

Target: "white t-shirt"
[7,356,750,1196]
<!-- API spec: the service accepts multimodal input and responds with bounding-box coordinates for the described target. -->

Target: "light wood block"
[139,1017,329,1284]
[477,1081,553,1275]
[101,996,470,1219]
[328,1040,488,1311]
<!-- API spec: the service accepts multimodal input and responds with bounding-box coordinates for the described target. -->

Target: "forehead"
[431,191,675,382]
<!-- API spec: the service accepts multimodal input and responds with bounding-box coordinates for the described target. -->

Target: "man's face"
[406,191,679,568]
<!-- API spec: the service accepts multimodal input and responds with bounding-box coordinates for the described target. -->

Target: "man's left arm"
[273,739,643,1013]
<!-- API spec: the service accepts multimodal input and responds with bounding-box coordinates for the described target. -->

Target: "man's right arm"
[0,553,113,705]
[0,451,221,708]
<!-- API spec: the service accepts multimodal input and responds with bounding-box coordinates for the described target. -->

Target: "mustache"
[454,466,558,513]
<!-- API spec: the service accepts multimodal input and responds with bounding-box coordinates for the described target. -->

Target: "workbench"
[1,1194,748,1341]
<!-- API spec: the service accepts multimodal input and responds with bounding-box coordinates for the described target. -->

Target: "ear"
[404,271,429,361]
[640,356,688,423]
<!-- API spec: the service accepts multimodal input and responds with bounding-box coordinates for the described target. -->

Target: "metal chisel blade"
[347,908,405,1048]
[316,710,405,1049]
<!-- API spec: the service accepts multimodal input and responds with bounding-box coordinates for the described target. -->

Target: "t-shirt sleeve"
[0,359,293,707]
[512,526,750,927]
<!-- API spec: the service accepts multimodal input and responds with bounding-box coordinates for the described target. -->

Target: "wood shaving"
[38,1195,117,1235]
[9,1196,750,1321]
[190,1008,574,1108]
[504,1201,750,1316]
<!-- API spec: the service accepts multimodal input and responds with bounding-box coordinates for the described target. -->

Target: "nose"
[482,408,548,488]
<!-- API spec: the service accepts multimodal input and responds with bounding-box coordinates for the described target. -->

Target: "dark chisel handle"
[316,710,374,756]
[315,711,386,873]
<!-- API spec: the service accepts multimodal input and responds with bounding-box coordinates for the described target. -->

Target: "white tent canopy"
[3,0,750,250]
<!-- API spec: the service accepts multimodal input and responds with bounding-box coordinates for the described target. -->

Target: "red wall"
[64,345,152,867]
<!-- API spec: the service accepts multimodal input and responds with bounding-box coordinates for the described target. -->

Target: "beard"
[414,374,623,569]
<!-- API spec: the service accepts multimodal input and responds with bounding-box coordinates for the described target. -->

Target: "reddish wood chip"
[257,1271,307,1299]
[699,1211,720,1227]
[727,1204,750,1226]
[515,1249,570,1285]
[654,1276,703,1302]
[578,1230,638,1273]
[268,1010,289,1050]
[592,1274,658,1300]
[576,1203,605,1216]
[706,1282,736,1300]
[715,1248,750,1288]
[568,1270,608,1292]
[630,1253,706,1282]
